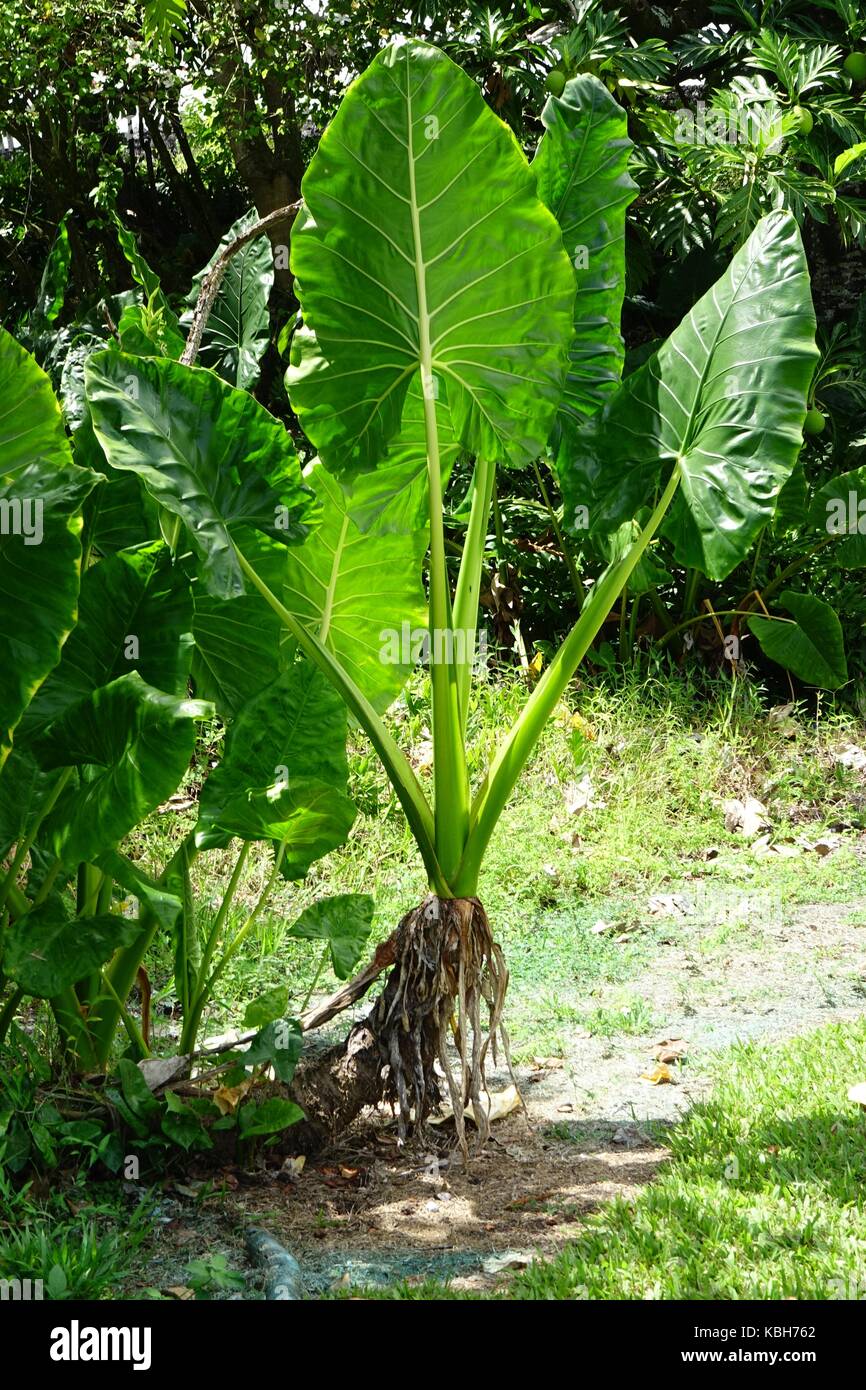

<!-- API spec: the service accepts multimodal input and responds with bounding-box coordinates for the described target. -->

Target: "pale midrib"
[318,513,349,646]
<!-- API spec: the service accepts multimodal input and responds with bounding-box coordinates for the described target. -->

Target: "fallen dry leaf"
[724,796,770,838]
[166,1286,196,1301]
[563,774,606,815]
[640,1062,674,1085]
[213,1078,252,1115]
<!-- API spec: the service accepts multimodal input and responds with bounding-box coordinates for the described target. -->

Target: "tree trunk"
[290,895,511,1157]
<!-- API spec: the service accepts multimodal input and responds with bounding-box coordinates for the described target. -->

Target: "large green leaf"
[181,209,274,390]
[532,75,635,429]
[288,892,375,980]
[4,901,140,997]
[342,375,461,535]
[192,590,285,718]
[202,777,356,881]
[34,673,211,864]
[809,465,866,568]
[34,213,72,326]
[282,464,427,712]
[749,591,847,691]
[22,543,193,740]
[196,662,350,854]
[286,38,574,473]
[84,353,318,598]
[0,328,97,770]
[558,213,819,580]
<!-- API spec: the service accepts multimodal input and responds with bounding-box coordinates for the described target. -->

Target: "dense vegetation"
[0,0,864,1303]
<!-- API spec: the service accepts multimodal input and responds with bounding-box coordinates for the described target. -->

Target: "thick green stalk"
[234,546,448,895]
[456,464,682,894]
[453,456,496,737]
[0,767,73,916]
[424,394,470,886]
[87,834,200,1063]
[405,73,469,890]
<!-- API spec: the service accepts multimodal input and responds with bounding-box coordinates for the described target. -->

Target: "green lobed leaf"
[196,662,349,852]
[21,543,193,741]
[4,902,140,997]
[558,212,819,581]
[34,672,212,865]
[282,464,428,713]
[181,209,274,391]
[288,892,375,980]
[286,38,575,473]
[532,75,636,430]
[85,352,318,598]
[0,328,98,771]
[749,590,848,690]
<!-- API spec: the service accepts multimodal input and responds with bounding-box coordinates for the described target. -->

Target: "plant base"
[291,895,511,1156]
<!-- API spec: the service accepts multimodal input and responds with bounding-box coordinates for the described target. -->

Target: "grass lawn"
[358,1017,866,1300]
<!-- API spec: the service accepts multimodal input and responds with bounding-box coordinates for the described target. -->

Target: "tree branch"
[180,201,302,367]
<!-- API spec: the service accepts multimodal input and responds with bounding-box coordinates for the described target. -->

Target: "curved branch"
[181,201,302,366]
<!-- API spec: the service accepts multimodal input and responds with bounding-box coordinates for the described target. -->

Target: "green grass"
[355,1017,866,1300]
[123,667,865,1052]
[0,1174,153,1299]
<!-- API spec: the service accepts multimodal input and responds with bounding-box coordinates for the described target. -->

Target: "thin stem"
[0,987,24,1045]
[300,944,329,1014]
[458,464,683,894]
[99,970,151,1059]
[205,844,286,994]
[234,546,447,894]
[198,841,251,988]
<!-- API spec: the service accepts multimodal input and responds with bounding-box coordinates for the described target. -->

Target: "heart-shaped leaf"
[559,212,818,580]
[181,209,274,390]
[286,38,574,472]
[749,591,847,690]
[4,902,140,997]
[288,893,375,980]
[35,673,211,864]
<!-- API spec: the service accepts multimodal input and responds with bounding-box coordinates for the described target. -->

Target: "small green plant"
[184,1253,246,1299]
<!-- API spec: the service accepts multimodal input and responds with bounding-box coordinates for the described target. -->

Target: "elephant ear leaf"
[84,352,318,598]
[748,591,847,691]
[282,464,428,713]
[22,543,193,740]
[532,75,635,430]
[286,37,575,473]
[196,663,356,879]
[288,893,375,980]
[0,327,98,771]
[4,902,140,998]
[181,209,274,391]
[34,672,212,864]
[558,212,819,581]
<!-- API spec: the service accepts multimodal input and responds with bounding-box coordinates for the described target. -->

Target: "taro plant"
[76,40,818,1151]
[0,317,366,1089]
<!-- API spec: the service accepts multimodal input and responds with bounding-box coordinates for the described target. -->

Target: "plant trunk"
[290,895,510,1157]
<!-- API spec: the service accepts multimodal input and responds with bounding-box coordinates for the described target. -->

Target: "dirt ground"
[130,892,866,1297]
